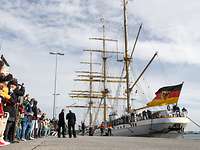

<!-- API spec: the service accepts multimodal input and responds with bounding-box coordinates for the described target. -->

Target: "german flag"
[147,83,183,107]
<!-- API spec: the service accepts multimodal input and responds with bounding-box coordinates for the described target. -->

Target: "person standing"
[81,122,85,136]
[4,79,25,142]
[108,123,112,136]
[58,109,65,138]
[21,96,33,141]
[31,99,38,138]
[66,110,76,138]
[99,122,104,136]
[89,126,93,136]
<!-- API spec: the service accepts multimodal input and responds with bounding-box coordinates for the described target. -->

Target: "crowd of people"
[0,57,51,147]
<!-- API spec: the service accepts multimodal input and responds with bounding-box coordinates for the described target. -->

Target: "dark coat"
[81,122,85,130]
[66,112,76,125]
[58,111,65,125]
[32,105,37,120]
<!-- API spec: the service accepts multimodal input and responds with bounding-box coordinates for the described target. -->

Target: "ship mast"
[89,20,122,123]
[89,51,93,126]
[79,51,98,126]
[69,20,126,126]
[123,0,131,113]
[102,21,107,123]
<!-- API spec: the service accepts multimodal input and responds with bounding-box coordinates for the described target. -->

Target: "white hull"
[111,117,189,137]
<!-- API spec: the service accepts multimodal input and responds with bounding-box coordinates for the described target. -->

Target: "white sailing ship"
[70,0,190,137]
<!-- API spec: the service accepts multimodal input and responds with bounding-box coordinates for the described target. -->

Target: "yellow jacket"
[0,86,10,100]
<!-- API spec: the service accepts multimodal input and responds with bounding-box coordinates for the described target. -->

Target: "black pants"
[82,129,85,136]
[68,124,76,138]
[89,127,93,136]
[4,121,16,142]
[58,124,66,138]
[108,128,112,136]
[100,128,104,136]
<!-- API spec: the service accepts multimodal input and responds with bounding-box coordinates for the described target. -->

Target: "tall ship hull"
[112,117,189,137]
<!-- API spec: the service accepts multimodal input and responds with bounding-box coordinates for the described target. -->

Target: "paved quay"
[1,136,200,150]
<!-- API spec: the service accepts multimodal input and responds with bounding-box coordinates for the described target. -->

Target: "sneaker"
[0,142,6,147]
[29,137,34,140]
[0,140,9,147]
[2,141,10,145]
[21,138,27,141]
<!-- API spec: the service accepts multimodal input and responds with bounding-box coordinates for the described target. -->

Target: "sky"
[0,0,200,131]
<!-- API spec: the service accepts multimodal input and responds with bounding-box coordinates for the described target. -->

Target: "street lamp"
[49,51,64,119]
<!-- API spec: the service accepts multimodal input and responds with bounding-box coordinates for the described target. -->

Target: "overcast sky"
[0,0,200,131]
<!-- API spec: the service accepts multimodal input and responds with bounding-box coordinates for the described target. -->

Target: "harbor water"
[183,133,200,140]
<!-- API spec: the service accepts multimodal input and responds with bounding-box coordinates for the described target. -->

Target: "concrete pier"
[1,136,200,150]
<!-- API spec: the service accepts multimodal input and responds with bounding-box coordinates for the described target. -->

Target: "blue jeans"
[16,126,21,140]
[31,120,38,137]
[43,127,50,137]
[21,117,32,139]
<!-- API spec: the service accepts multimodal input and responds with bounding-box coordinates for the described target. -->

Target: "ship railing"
[132,110,187,122]
[111,109,188,126]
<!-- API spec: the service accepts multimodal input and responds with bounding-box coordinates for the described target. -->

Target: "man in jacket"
[4,79,25,142]
[21,96,33,141]
[31,99,38,138]
[66,110,76,138]
[58,109,65,138]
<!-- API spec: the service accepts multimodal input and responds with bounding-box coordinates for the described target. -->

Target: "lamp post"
[49,52,64,119]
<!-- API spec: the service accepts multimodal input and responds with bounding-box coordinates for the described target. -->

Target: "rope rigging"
[187,116,200,129]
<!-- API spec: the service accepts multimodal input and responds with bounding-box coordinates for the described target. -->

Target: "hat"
[30,98,36,102]
[4,74,13,82]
